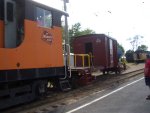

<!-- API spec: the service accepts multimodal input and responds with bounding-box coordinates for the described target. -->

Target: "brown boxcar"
[73,34,118,74]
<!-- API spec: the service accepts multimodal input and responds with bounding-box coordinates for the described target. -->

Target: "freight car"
[0,0,70,109]
[73,34,119,74]
[133,50,150,63]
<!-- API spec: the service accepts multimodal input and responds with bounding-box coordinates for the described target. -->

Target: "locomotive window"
[36,7,52,28]
[7,2,13,22]
[0,1,4,20]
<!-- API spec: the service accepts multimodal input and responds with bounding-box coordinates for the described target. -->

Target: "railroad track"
[2,68,144,113]
[122,68,144,75]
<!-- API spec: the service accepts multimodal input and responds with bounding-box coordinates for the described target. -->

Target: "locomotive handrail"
[73,54,91,68]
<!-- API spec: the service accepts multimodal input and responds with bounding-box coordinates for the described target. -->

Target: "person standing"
[144,54,150,100]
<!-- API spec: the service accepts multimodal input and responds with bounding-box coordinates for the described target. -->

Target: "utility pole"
[63,0,69,45]
[62,0,71,78]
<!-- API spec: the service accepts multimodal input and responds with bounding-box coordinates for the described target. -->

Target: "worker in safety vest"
[144,54,150,100]
[120,57,127,70]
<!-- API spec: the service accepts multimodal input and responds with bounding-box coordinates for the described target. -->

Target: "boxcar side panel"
[113,39,118,67]
[94,36,107,68]
[73,36,94,66]
[106,37,118,68]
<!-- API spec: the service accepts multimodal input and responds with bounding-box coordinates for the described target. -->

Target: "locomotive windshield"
[36,7,52,28]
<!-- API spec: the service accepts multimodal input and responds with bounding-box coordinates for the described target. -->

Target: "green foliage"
[117,43,125,59]
[125,50,134,62]
[137,44,148,51]
[80,28,95,36]
[69,23,82,37]
[117,43,125,54]
[69,22,95,37]
[125,50,134,55]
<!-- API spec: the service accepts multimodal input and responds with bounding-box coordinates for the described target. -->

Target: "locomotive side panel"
[0,1,64,70]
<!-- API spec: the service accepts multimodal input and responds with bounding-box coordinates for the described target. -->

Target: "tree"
[117,43,125,59]
[137,44,148,51]
[127,35,144,51]
[80,28,95,36]
[69,22,95,37]
[69,23,82,38]
[125,50,134,62]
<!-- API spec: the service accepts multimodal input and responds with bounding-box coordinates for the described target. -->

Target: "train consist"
[0,0,120,109]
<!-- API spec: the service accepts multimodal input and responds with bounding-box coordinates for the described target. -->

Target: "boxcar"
[73,34,119,74]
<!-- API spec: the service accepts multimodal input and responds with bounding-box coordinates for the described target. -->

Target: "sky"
[34,0,150,51]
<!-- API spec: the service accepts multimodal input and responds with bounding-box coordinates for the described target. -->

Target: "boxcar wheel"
[103,70,106,75]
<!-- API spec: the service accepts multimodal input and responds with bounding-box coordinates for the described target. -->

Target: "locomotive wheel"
[35,80,48,97]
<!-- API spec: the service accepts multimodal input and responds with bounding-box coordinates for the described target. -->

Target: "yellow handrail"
[73,54,91,68]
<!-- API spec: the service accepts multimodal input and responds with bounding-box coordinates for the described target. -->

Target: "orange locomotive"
[0,0,69,109]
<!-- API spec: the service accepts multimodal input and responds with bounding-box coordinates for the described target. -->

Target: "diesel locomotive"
[0,0,69,109]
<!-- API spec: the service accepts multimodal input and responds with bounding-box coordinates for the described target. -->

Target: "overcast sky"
[34,0,150,51]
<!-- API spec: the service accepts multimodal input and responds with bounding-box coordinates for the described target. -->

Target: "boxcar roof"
[73,34,117,41]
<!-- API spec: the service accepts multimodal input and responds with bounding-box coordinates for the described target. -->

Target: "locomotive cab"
[0,0,24,48]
